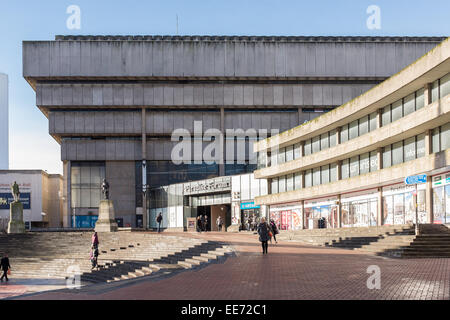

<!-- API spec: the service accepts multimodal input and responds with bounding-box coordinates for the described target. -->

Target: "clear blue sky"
[0,0,449,174]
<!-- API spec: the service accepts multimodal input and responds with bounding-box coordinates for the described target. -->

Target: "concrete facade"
[254,38,450,230]
[22,35,446,228]
[0,73,8,169]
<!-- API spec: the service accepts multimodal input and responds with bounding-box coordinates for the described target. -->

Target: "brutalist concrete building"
[22,35,445,228]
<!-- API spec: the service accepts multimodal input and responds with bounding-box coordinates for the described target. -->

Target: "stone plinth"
[95,200,118,232]
[8,201,25,234]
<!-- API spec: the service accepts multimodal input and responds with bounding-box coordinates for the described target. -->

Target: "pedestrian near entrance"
[257,217,270,255]
[204,215,209,232]
[0,253,11,282]
[269,219,279,244]
[216,216,223,232]
[156,212,163,233]
[197,216,203,233]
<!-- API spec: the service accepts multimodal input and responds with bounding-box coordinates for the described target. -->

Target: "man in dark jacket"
[1,253,11,281]
[156,212,163,233]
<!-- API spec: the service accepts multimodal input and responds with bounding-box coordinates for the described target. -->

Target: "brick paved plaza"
[4,232,449,300]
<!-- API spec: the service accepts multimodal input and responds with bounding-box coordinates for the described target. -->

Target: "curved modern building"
[254,38,450,230]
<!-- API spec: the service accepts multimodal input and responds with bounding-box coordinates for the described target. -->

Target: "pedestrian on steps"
[0,253,11,282]
[257,217,271,255]
[197,216,202,233]
[92,231,99,249]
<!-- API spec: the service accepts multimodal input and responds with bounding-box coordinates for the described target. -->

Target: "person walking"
[204,215,209,232]
[92,232,99,249]
[257,217,271,255]
[197,216,203,233]
[269,219,279,244]
[201,215,206,232]
[216,216,222,232]
[0,253,11,282]
[156,212,163,233]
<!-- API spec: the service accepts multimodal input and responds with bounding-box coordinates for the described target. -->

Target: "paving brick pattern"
[14,232,450,300]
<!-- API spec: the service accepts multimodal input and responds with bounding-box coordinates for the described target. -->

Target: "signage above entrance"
[404,174,427,185]
[240,202,260,210]
[184,177,231,195]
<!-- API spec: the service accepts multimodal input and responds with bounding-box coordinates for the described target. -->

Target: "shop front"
[341,190,378,227]
[304,198,338,229]
[382,183,426,225]
[269,204,303,231]
[432,173,450,224]
[240,201,260,231]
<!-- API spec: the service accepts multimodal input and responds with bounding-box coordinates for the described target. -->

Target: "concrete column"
[377,108,382,129]
[377,187,383,226]
[336,160,342,181]
[300,141,304,157]
[336,127,341,145]
[219,107,225,176]
[424,83,432,105]
[377,147,383,170]
[141,108,147,229]
[337,194,342,228]
[424,129,433,155]
[298,107,303,125]
[425,175,433,223]
[301,200,305,229]
[63,160,71,228]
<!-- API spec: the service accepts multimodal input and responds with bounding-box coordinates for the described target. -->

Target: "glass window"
[278,147,286,164]
[359,115,369,136]
[403,93,415,116]
[432,127,440,153]
[391,99,403,122]
[359,153,370,175]
[329,129,337,147]
[321,165,330,184]
[369,151,378,172]
[383,145,392,168]
[441,123,450,151]
[304,139,312,156]
[305,169,312,188]
[349,120,359,140]
[286,145,294,162]
[294,143,301,159]
[71,166,81,184]
[392,141,403,165]
[369,112,378,132]
[404,136,416,162]
[341,159,349,179]
[431,79,439,102]
[313,167,321,186]
[312,136,320,153]
[270,150,278,166]
[416,133,425,158]
[271,177,278,194]
[294,172,302,190]
[382,105,391,126]
[320,133,329,150]
[416,88,425,110]
[350,156,359,177]
[440,73,450,98]
[286,174,294,191]
[340,125,349,143]
[330,163,337,182]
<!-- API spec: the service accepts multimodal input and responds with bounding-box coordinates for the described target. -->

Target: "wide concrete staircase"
[279,224,450,258]
[0,232,234,285]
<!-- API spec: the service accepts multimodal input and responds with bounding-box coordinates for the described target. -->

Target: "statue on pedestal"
[11,181,20,202]
[102,179,110,200]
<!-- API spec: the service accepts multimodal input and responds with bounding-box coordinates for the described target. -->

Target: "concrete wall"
[23,38,442,79]
[105,161,136,227]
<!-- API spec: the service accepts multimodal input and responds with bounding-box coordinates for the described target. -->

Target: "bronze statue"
[11,181,20,202]
[102,179,110,200]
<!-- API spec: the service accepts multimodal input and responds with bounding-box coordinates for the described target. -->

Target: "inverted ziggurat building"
[254,37,450,230]
[23,35,446,230]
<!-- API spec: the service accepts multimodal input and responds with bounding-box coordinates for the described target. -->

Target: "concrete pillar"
[377,187,383,226]
[141,108,147,229]
[337,194,342,228]
[377,108,382,129]
[301,200,305,229]
[424,129,433,155]
[336,127,341,145]
[63,160,71,228]
[300,141,305,157]
[298,107,303,125]
[424,83,432,105]
[219,107,225,176]
[376,147,383,170]
[425,175,433,223]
